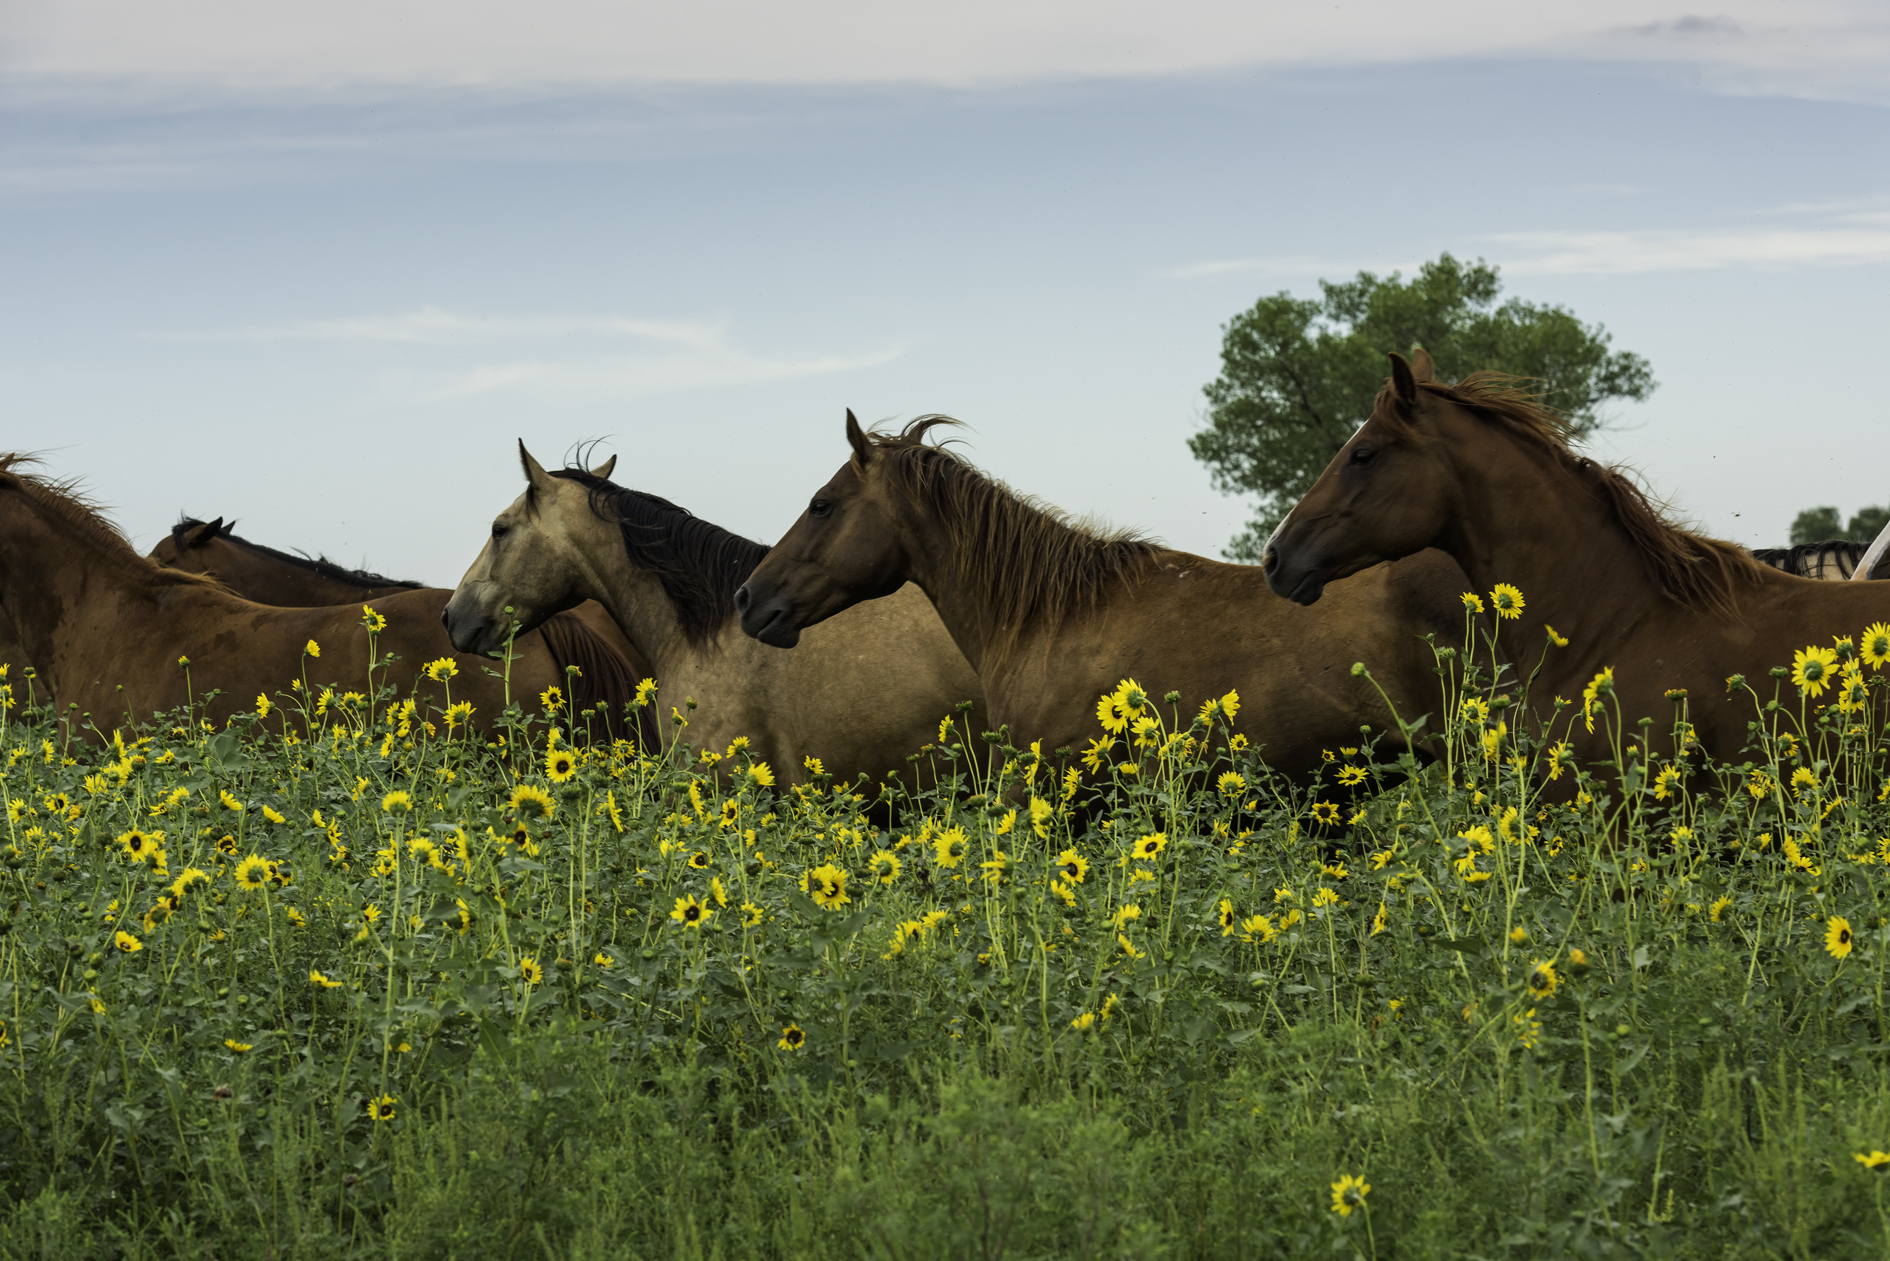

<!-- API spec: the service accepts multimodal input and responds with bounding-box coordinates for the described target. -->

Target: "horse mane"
[172,515,425,591]
[1750,540,1869,580]
[1384,374,1766,618]
[536,609,661,750]
[546,469,769,648]
[0,456,225,591]
[862,416,1160,656]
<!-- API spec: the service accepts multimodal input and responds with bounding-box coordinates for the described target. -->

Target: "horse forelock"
[862,417,1159,655]
[550,467,769,648]
[1382,377,1764,617]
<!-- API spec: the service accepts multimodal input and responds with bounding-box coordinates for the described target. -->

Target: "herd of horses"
[2,347,1883,797]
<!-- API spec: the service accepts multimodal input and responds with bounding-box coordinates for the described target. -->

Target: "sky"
[2,1,1888,586]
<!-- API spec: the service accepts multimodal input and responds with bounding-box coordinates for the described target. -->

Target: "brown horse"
[1261,353,1890,766]
[733,413,1479,778]
[0,456,609,737]
[441,445,984,790]
[148,515,652,723]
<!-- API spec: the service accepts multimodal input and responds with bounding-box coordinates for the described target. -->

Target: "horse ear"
[590,454,617,481]
[181,517,222,550]
[518,441,554,490]
[1410,347,1435,382]
[845,409,872,468]
[1389,353,1420,407]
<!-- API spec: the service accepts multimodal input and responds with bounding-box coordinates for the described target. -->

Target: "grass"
[3,600,1890,1260]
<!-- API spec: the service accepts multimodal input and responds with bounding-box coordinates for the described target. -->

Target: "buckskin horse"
[1260,352,1890,767]
[149,514,648,734]
[0,456,612,737]
[733,413,1480,778]
[441,445,983,791]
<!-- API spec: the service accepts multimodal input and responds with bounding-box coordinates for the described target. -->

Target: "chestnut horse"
[149,515,651,728]
[0,456,604,736]
[1261,353,1890,766]
[442,446,984,791]
[734,414,1478,778]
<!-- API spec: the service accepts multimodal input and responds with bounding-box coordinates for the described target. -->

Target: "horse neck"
[1,498,176,665]
[1434,416,1659,673]
[208,540,406,606]
[568,517,699,674]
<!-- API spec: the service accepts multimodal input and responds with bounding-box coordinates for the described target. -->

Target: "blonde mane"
[1379,375,1766,618]
[0,455,227,591]
[865,418,1161,656]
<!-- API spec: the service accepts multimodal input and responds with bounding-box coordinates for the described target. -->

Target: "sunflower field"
[5,601,1890,1260]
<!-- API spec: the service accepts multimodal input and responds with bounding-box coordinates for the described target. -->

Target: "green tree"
[1788,505,1889,546]
[1189,253,1657,561]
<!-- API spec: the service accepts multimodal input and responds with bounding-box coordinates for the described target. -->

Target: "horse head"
[736,410,912,649]
[1264,350,1458,605]
[442,443,614,656]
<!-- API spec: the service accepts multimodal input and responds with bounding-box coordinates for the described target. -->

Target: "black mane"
[172,516,425,591]
[547,470,769,647]
[1749,539,1872,580]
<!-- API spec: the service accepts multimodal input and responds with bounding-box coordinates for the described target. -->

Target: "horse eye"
[1350,446,1377,465]
[491,522,509,541]
[809,499,832,518]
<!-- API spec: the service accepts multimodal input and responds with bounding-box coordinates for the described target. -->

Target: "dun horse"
[1261,352,1890,767]
[441,446,984,790]
[734,413,1479,778]
[0,457,600,736]
[150,515,649,730]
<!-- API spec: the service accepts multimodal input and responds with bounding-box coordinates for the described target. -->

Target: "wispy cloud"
[154,306,904,394]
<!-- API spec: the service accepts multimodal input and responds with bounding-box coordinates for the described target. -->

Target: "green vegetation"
[4,600,1890,1260]
[1791,505,1890,547]
[1189,254,1656,561]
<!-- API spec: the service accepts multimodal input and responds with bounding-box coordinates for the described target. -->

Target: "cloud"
[5,0,1887,105]
[155,306,904,395]
[1494,225,1890,274]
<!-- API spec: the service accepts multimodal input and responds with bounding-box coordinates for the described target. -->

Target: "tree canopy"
[1189,253,1657,561]
[1789,505,1890,547]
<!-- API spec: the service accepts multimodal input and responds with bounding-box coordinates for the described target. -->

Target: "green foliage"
[1189,254,1657,560]
[1790,505,1890,546]
[4,596,1890,1257]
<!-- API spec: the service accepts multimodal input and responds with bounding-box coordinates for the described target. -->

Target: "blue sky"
[3,2,1888,585]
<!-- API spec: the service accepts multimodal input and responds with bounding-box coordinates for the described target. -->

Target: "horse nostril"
[439,607,449,628]
[1262,547,1279,575]
[734,585,751,615]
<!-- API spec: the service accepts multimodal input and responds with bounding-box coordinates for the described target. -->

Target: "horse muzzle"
[1262,543,1332,606]
[440,590,509,656]
[734,582,803,649]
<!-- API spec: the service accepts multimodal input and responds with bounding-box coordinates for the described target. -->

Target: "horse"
[0,456,614,738]
[1750,540,1878,581]
[732,413,1481,780]
[441,445,985,792]
[149,515,653,727]
[1260,351,1890,768]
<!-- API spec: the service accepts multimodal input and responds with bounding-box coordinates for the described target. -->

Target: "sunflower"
[1792,645,1839,698]
[1826,915,1854,960]
[670,894,712,928]
[1218,899,1238,935]
[1336,764,1368,787]
[508,783,555,820]
[310,968,343,989]
[545,749,577,783]
[304,639,321,658]
[233,855,271,892]
[366,1093,397,1122]
[932,826,969,869]
[1055,848,1089,884]
[360,606,387,634]
[1581,666,1615,733]
[1133,832,1167,860]
[117,828,155,860]
[1863,623,1890,669]
[979,850,1011,884]
[778,1023,806,1051]
[741,902,765,927]
[1459,591,1484,613]
[1652,765,1682,800]
[868,850,901,884]
[517,956,544,984]
[1527,960,1559,998]
[1709,896,1733,922]
[687,850,711,871]
[1488,583,1525,619]
[1093,678,1145,735]
[540,685,564,711]
[113,929,142,953]
[1855,1151,1890,1171]
[745,761,775,789]
[423,657,458,681]
[633,677,658,707]
[381,790,412,814]
[1329,1174,1370,1217]
[224,1038,253,1053]
[805,864,851,910]
[1310,801,1342,827]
